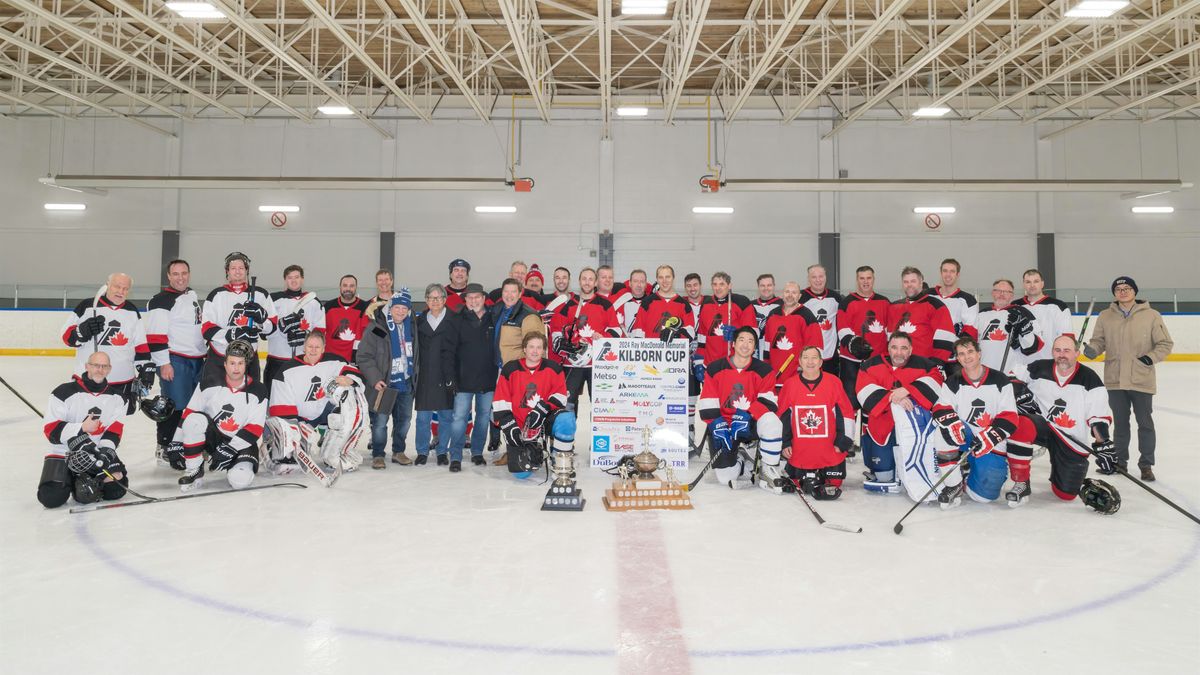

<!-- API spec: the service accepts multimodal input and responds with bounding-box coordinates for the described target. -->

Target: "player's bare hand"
[160,364,175,382]
[335,375,352,387]
[81,415,101,434]
[781,446,792,460]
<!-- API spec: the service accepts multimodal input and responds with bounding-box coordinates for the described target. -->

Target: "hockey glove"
[847,335,873,360]
[658,316,683,343]
[241,303,268,327]
[525,400,551,432]
[1092,439,1118,475]
[76,315,107,341]
[97,448,126,479]
[967,426,1007,458]
[1138,355,1153,366]
[1090,421,1111,443]
[278,312,303,334]
[1081,344,1098,360]
[932,407,967,446]
[164,441,187,471]
[1012,379,1041,416]
[286,328,307,348]
[692,360,706,384]
[709,419,734,455]
[501,422,523,448]
[730,409,753,440]
[136,362,156,391]
[209,442,239,471]
[833,433,854,454]
[66,435,102,476]
[229,325,261,342]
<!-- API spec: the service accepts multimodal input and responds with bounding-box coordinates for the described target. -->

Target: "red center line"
[616,511,691,675]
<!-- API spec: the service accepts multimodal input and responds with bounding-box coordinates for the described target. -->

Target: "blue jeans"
[161,353,203,408]
[416,408,453,458]
[369,389,414,458]
[450,391,494,460]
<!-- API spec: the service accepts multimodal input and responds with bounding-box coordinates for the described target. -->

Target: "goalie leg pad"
[101,474,129,501]
[319,386,368,471]
[37,457,71,509]
[713,460,747,489]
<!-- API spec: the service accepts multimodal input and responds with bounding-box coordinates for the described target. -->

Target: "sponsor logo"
[595,381,615,391]
[622,368,638,378]
[594,416,638,423]
[677,377,687,385]
[592,435,610,452]
[665,366,686,374]
[667,404,686,414]
[614,443,635,451]
[619,382,657,390]
[630,401,658,408]
[593,371,619,380]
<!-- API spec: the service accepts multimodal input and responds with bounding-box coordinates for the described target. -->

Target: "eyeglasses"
[1114,286,1135,293]
[85,362,112,370]
[426,296,446,302]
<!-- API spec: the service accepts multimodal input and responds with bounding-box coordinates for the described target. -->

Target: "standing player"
[61,272,153,412]
[550,267,621,412]
[37,352,129,508]
[200,252,277,382]
[933,258,980,340]
[759,281,821,388]
[836,266,891,454]
[146,259,205,462]
[444,258,472,311]
[777,346,855,500]
[166,339,268,492]
[1005,336,1121,513]
[747,273,783,357]
[324,274,370,363]
[692,272,753,448]
[608,268,649,336]
[972,279,1040,372]
[630,265,695,342]
[266,265,326,388]
[799,264,842,375]
[1013,268,1072,362]
[855,333,944,491]
[683,273,706,325]
[697,327,785,491]
[887,266,956,365]
[928,336,1020,509]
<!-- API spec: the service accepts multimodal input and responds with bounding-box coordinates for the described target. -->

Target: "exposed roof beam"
[391,0,493,122]
[1041,72,1200,139]
[721,0,814,123]
[496,0,553,122]
[0,89,71,118]
[972,0,1200,120]
[781,0,916,123]
[660,0,712,123]
[0,62,174,136]
[598,0,612,136]
[824,0,1010,136]
[1146,96,1200,122]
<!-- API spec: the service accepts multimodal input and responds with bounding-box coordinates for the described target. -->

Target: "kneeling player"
[928,336,1020,509]
[165,339,267,492]
[1005,336,1121,513]
[492,332,576,477]
[855,333,943,492]
[777,346,854,499]
[697,327,785,491]
[37,352,130,508]
[264,331,368,478]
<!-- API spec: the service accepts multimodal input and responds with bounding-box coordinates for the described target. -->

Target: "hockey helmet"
[1079,478,1121,515]
[224,251,251,272]
[139,395,176,423]
[226,339,256,362]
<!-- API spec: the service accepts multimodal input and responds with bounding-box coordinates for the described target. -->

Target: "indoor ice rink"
[2,0,1199,673]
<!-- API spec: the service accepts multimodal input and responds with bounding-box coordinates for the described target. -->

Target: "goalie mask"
[226,339,255,361]
[139,395,176,422]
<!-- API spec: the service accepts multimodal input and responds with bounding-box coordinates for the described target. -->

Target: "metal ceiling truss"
[0,0,1197,133]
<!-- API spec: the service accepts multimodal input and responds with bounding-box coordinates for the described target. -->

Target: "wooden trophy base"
[602,478,693,511]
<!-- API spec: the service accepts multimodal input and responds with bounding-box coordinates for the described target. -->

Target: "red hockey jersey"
[836,292,891,362]
[855,354,944,444]
[886,294,956,363]
[778,373,854,469]
[697,357,780,423]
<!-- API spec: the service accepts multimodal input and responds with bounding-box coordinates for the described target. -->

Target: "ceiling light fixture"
[621,0,669,15]
[913,206,956,214]
[258,205,300,213]
[165,2,226,19]
[692,206,734,214]
[913,107,952,117]
[1065,0,1129,17]
[616,106,649,117]
[475,206,517,214]
[44,203,86,211]
[317,105,354,116]
[1131,206,1174,214]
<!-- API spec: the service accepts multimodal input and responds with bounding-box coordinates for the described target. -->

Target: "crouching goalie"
[263,331,368,480]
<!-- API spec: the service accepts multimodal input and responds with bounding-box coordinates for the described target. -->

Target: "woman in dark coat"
[413,283,458,466]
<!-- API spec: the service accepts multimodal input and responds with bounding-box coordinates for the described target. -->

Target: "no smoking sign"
[270,211,287,229]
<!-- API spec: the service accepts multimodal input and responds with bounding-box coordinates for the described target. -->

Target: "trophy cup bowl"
[633,450,659,479]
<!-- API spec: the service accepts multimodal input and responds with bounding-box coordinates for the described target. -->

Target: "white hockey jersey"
[934,287,980,337]
[267,354,362,422]
[201,284,278,357]
[1013,296,1072,361]
[931,367,1020,452]
[266,290,327,361]
[146,287,206,365]
[972,305,1041,373]
[175,370,268,454]
[800,288,841,360]
[61,297,150,385]
[42,376,127,458]
[1014,360,1112,446]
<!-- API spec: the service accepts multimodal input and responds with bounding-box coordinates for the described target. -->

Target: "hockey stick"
[792,480,862,533]
[90,284,108,352]
[1076,298,1097,350]
[69,482,307,513]
[0,374,43,417]
[892,451,971,535]
[287,291,319,358]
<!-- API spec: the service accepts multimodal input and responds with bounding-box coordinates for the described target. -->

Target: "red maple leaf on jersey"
[234,315,249,326]
[109,332,128,346]
[819,319,833,330]
[1052,412,1076,429]
[314,387,325,400]
[976,412,993,428]
[300,318,311,331]
[987,328,1008,341]
[218,416,240,433]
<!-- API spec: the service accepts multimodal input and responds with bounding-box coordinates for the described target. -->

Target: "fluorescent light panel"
[44,203,86,211]
[475,206,516,213]
[1066,0,1128,17]
[616,106,649,117]
[913,107,952,117]
[692,206,734,214]
[258,205,300,213]
[913,206,956,214]
[317,105,354,116]
[1131,206,1174,214]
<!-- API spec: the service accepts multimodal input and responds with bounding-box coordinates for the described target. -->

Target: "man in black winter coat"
[413,283,458,468]
[448,284,497,468]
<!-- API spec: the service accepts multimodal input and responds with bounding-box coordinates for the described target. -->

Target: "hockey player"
[1013,268,1073,362]
[265,265,326,388]
[324,274,370,363]
[264,331,367,478]
[778,346,855,500]
[539,267,577,362]
[972,279,1040,372]
[697,327,785,492]
[550,267,621,411]
[694,272,753,371]
[37,352,129,508]
[933,258,980,339]
[551,267,572,298]
[747,273,783,357]
[146,260,205,459]
[444,258,472,311]
[683,273,705,325]
[630,265,696,342]
[608,269,649,336]
[760,281,822,388]
[200,252,277,382]
[61,271,153,412]
[1004,335,1121,513]
[492,332,576,478]
[800,264,842,375]
[165,339,268,492]
[836,265,892,432]
[928,336,1021,509]
[887,266,956,365]
[855,332,944,491]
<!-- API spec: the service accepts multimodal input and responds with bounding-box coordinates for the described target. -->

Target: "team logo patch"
[215,403,240,433]
[792,405,830,438]
[305,375,326,402]
[1047,398,1076,429]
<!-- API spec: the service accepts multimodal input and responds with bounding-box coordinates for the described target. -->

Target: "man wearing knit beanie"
[1082,276,1173,481]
